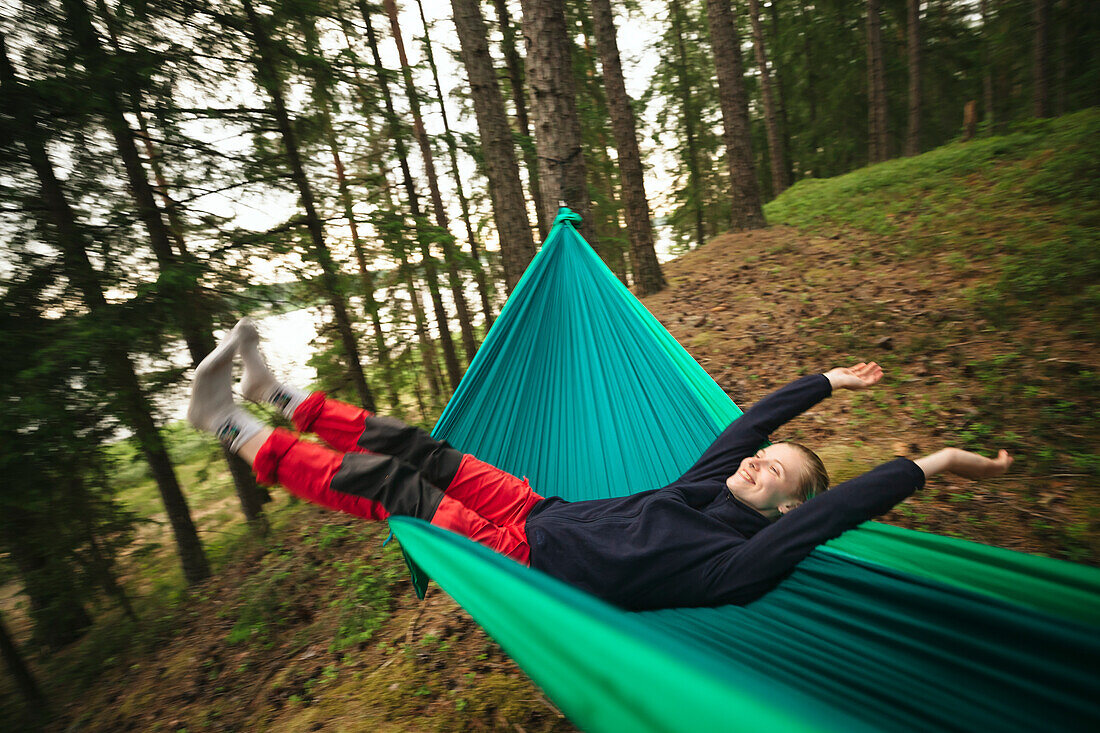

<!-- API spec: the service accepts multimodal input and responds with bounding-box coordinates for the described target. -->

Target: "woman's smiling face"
[725,443,807,519]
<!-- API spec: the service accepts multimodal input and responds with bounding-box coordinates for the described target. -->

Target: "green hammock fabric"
[390,209,1100,732]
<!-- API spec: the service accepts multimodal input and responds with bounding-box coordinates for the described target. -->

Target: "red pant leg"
[445,454,544,526]
[253,429,531,564]
[253,428,388,520]
[291,392,371,454]
[432,495,532,565]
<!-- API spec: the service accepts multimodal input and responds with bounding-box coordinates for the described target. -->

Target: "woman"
[190,320,1012,611]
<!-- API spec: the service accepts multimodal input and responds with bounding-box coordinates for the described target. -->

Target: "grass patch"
[766,109,1100,341]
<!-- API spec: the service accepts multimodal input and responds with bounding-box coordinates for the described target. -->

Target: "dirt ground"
[27,225,1100,731]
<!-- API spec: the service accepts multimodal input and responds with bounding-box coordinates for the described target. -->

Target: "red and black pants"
[252,393,543,564]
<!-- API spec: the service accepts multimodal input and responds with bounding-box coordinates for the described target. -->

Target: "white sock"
[210,408,265,454]
[188,327,264,453]
[234,318,309,420]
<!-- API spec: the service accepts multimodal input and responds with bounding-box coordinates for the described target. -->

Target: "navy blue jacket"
[524,374,926,610]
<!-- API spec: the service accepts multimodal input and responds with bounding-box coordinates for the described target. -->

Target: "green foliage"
[226,550,315,647]
[766,110,1100,340]
[328,543,403,652]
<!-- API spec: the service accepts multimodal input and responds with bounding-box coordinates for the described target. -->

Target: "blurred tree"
[905,0,922,155]
[866,0,889,162]
[746,0,789,195]
[381,0,472,379]
[70,0,269,525]
[359,1,449,404]
[294,5,401,410]
[416,0,497,335]
[0,34,210,584]
[239,0,375,410]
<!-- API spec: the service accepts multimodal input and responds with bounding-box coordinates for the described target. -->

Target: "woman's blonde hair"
[784,441,830,501]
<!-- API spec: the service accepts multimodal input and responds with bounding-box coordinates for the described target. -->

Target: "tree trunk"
[361,1,462,392]
[588,0,665,295]
[746,0,789,196]
[905,0,922,156]
[416,0,496,337]
[670,0,706,249]
[87,0,270,520]
[519,0,598,243]
[1033,0,1051,117]
[1054,0,1066,115]
[866,0,889,162]
[450,0,538,292]
[359,9,446,403]
[490,0,550,241]
[242,0,375,411]
[0,612,43,707]
[6,527,92,649]
[800,0,821,175]
[981,0,995,132]
[6,59,210,587]
[768,0,794,186]
[305,10,402,412]
[381,0,473,379]
[704,0,766,230]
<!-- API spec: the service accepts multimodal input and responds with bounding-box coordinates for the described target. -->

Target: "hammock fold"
[391,209,1100,732]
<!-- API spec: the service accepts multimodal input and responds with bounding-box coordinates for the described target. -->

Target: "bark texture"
[588,0,665,294]
[450,0,537,293]
[491,0,550,241]
[704,0,766,230]
[520,0,598,242]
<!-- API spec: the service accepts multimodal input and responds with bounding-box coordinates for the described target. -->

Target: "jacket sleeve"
[676,374,833,486]
[704,458,926,605]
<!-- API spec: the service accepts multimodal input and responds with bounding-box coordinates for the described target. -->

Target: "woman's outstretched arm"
[677,362,883,485]
[914,447,1014,479]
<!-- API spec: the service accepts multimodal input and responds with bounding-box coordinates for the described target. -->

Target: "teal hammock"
[389,209,1100,732]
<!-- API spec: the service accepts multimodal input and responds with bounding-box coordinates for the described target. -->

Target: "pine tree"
[588,0,665,294]
[704,0,765,229]
[906,0,922,155]
[746,0,788,196]
[451,0,538,292]
[866,0,889,162]
[240,0,375,410]
[490,0,550,241]
[381,0,474,377]
[415,0,497,335]
[0,35,210,585]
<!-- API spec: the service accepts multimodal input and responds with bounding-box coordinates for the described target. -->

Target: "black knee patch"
[329,453,444,521]
[356,417,463,487]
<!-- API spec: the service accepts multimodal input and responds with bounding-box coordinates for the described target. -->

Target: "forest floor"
[4,111,1098,732]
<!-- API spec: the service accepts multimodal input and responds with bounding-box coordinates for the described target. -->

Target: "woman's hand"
[824,362,883,391]
[914,448,1013,479]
